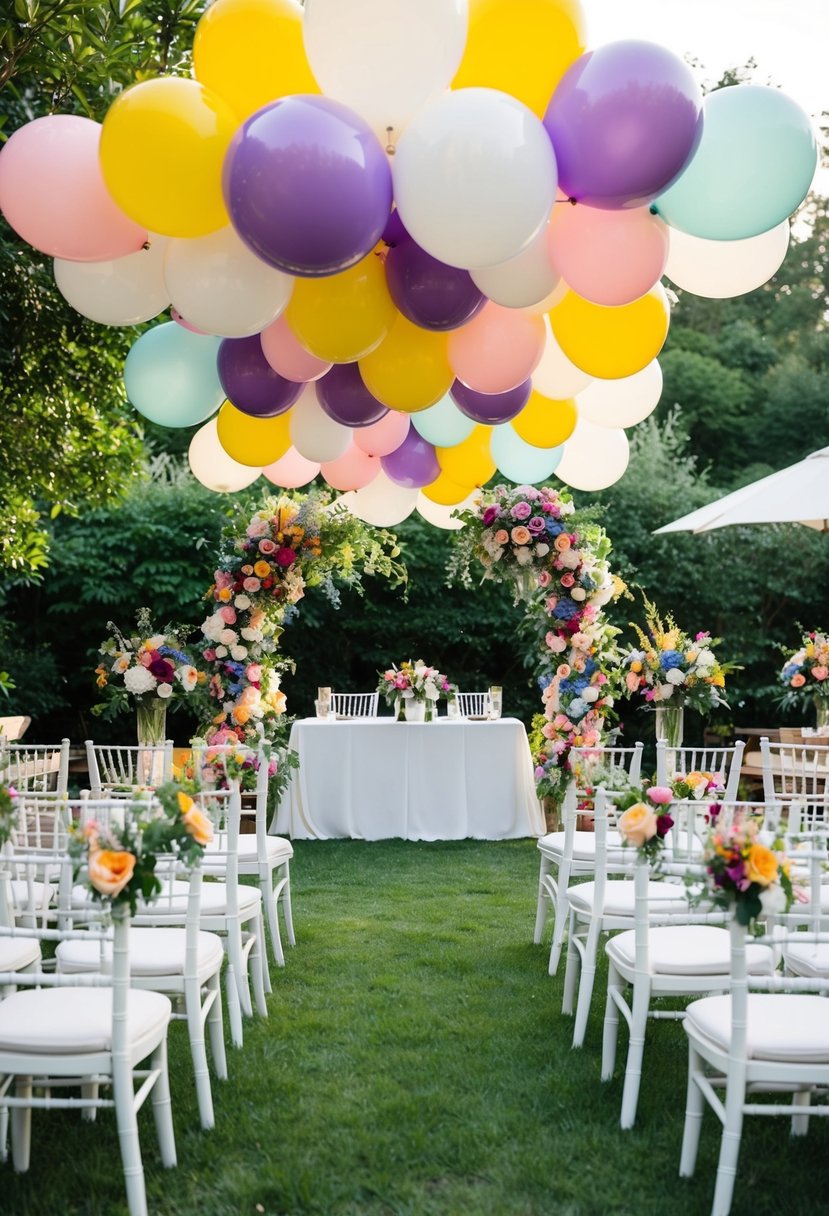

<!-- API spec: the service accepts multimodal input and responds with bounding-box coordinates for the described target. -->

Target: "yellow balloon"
[359,314,453,413]
[100,78,237,238]
[511,390,577,448]
[452,0,587,118]
[193,0,319,122]
[286,255,394,363]
[436,424,496,486]
[216,401,292,466]
[548,284,671,380]
[421,471,477,506]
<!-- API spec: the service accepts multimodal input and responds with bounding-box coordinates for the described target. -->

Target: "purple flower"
[482,506,499,526]
[149,657,175,683]
[655,813,674,838]
[526,515,546,535]
[511,501,532,520]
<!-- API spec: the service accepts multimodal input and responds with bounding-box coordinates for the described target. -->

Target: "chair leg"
[81,1078,99,1121]
[572,916,603,1048]
[227,926,253,1018]
[206,972,228,1081]
[548,854,574,976]
[149,1037,177,1169]
[561,912,580,1016]
[11,1075,32,1173]
[184,978,214,1131]
[225,963,244,1049]
[533,856,551,945]
[0,1102,7,1163]
[250,916,269,1018]
[711,1074,746,1216]
[112,1057,149,1216]
[601,964,621,1082]
[282,866,295,948]
[791,1089,811,1136]
[620,977,651,1130]
[679,1044,707,1178]
[262,870,284,970]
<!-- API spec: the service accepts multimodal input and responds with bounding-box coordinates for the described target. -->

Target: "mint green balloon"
[653,85,817,240]
[124,322,224,427]
[491,424,562,484]
[411,391,475,448]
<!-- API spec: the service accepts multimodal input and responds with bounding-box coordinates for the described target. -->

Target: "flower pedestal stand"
[135,695,168,787]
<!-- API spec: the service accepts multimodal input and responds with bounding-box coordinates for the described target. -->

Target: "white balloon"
[350,470,418,526]
[471,218,560,308]
[290,384,352,463]
[576,361,663,429]
[533,316,593,398]
[164,226,293,338]
[393,88,557,270]
[664,221,790,299]
[53,236,169,325]
[303,0,468,146]
[188,418,262,493]
[415,487,481,530]
[556,418,629,491]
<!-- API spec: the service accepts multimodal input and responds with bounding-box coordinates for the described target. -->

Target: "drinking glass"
[314,698,330,720]
[447,698,460,720]
[489,687,502,720]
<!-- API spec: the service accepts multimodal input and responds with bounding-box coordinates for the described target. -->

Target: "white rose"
[241,627,262,642]
[568,697,586,719]
[604,695,614,708]
[219,628,238,646]
[231,645,248,661]
[759,884,787,916]
[156,682,174,699]
[559,549,580,570]
[696,648,715,667]
[571,587,586,601]
[215,646,228,658]
[535,542,550,556]
[658,684,674,700]
[234,594,251,610]
[124,666,156,696]
[514,546,533,567]
[581,686,599,703]
[666,668,685,686]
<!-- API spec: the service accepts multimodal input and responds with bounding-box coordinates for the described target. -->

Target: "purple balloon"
[316,363,389,428]
[450,378,532,425]
[382,209,409,248]
[217,335,304,417]
[385,238,486,332]
[223,95,393,277]
[544,40,703,210]
[381,428,440,489]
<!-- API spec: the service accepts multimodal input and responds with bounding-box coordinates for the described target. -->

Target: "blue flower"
[545,519,565,537]
[553,599,579,621]
[660,649,684,671]
[538,674,553,691]
[159,645,189,665]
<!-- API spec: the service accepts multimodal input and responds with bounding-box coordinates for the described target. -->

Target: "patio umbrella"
[654,445,829,534]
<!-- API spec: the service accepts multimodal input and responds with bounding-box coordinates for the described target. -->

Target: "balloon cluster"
[0,0,817,527]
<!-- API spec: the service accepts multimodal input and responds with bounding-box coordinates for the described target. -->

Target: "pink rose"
[625,672,640,692]
[546,632,567,653]
[247,519,269,539]
[511,501,532,520]
[494,529,509,545]
[243,577,261,592]
[545,596,558,612]
[219,606,237,624]
[560,573,575,588]
[511,526,531,546]
[246,664,262,683]
[647,786,674,805]
[259,538,277,555]
[538,570,552,588]
[812,666,828,681]
[204,648,217,662]
[214,569,234,589]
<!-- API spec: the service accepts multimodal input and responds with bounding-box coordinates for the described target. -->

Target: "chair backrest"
[0,715,31,741]
[0,739,70,795]
[760,738,829,811]
[656,740,745,801]
[85,739,173,796]
[456,692,492,719]
[569,743,644,796]
[330,692,379,719]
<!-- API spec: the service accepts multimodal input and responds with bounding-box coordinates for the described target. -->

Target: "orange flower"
[232,705,251,725]
[554,533,571,552]
[216,587,232,603]
[177,791,213,846]
[88,848,136,898]
[253,560,271,579]
[617,803,658,848]
[746,843,779,887]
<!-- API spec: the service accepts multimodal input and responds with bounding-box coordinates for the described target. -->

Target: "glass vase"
[654,704,684,749]
[816,697,829,736]
[424,697,438,723]
[135,695,168,787]
[404,699,426,723]
[512,567,537,605]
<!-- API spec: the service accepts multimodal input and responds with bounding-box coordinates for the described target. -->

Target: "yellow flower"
[88,848,136,898]
[217,587,232,603]
[685,649,698,663]
[253,560,271,578]
[630,660,642,674]
[746,843,779,887]
[178,791,213,846]
[709,673,725,687]
[95,665,108,689]
[806,643,816,658]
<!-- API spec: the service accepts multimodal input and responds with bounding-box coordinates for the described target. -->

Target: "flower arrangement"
[778,629,829,718]
[377,661,455,706]
[93,608,205,721]
[671,771,724,801]
[615,785,676,863]
[622,598,732,714]
[702,813,793,926]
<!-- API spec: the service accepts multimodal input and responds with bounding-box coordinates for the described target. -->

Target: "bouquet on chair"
[93,609,206,721]
[702,813,793,925]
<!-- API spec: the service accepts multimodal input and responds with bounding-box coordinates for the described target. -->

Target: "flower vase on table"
[404,699,426,724]
[135,695,168,787]
[654,703,684,749]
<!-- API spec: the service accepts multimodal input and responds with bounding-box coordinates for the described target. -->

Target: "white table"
[272,717,545,841]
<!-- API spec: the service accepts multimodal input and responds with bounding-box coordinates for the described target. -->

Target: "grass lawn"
[2,838,825,1215]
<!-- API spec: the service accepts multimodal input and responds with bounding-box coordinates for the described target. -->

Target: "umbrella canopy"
[654,446,829,535]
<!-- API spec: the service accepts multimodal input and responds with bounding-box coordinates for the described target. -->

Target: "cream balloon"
[349,470,418,526]
[188,417,262,492]
[164,226,293,337]
[53,237,169,326]
[415,487,480,530]
[289,384,352,463]
[664,221,790,299]
[576,361,663,430]
[470,219,559,309]
[533,316,592,398]
[555,418,629,492]
[303,0,468,147]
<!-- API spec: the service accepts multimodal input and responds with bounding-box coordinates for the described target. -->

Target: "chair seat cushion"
[607,926,775,976]
[0,938,41,972]
[204,835,293,865]
[135,880,261,919]
[568,879,688,918]
[685,994,829,1063]
[56,928,224,979]
[538,830,622,860]
[784,941,829,979]
[0,987,171,1055]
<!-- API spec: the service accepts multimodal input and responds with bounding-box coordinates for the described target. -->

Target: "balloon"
[171,308,209,334]
[555,418,630,490]
[381,429,440,489]
[511,390,576,447]
[384,236,486,331]
[654,86,818,241]
[54,237,169,326]
[453,0,586,118]
[218,335,304,417]
[549,284,670,379]
[548,204,669,306]
[416,487,480,529]
[420,470,477,506]
[100,78,237,238]
[353,411,411,457]
[382,209,409,247]
[393,88,557,270]
[193,0,319,122]
[316,363,389,428]
[544,41,703,209]
[286,256,395,362]
[290,384,352,463]
[448,304,545,393]
[349,471,418,526]
[261,315,332,383]
[223,95,392,277]
[450,378,532,425]
[303,0,467,146]
[188,418,262,492]
[359,314,453,412]
[320,445,380,491]
[124,324,224,427]
[576,361,663,429]
[163,227,293,338]
[436,424,496,486]
[664,221,791,299]
[491,425,563,483]
[411,393,476,448]
[533,316,592,397]
[0,115,146,261]
[470,219,560,309]
[263,446,321,489]
[216,400,293,466]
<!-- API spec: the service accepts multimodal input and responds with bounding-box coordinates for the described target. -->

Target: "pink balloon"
[0,115,147,261]
[262,446,320,488]
[171,307,209,335]
[548,204,669,306]
[261,314,332,383]
[321,444,380,491]
[353,410,410,457]
[448,303,545,394]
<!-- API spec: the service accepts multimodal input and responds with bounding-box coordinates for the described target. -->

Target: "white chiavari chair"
[329,692,379,719]
[455,692,492,719]
[760,737,829,830]
[656,740,745,801]
[0,739,70,795]
[85,739,173,796]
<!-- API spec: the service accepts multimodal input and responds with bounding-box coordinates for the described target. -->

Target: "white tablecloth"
[272,717,544,841]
